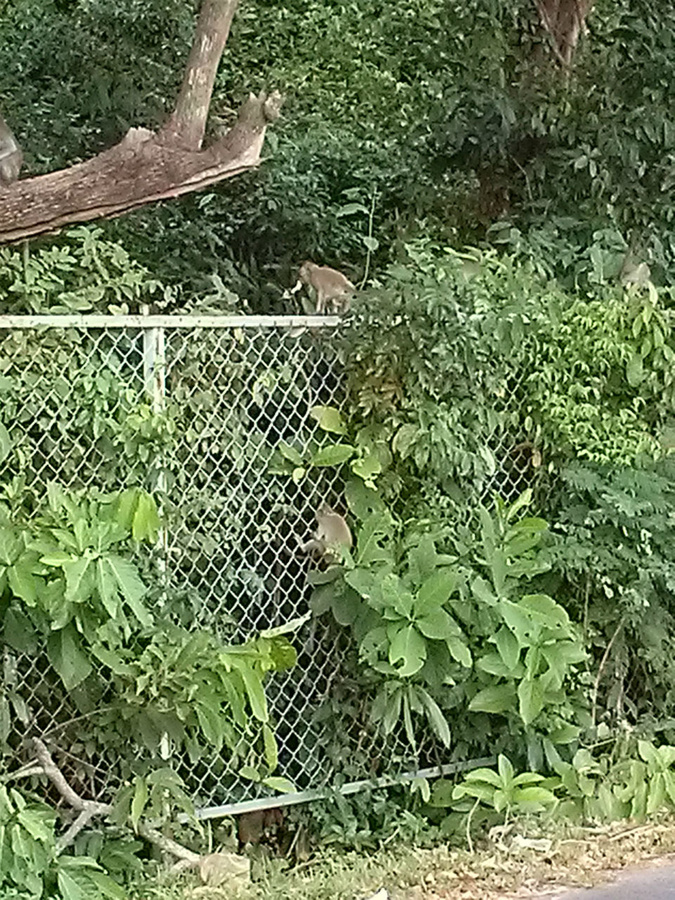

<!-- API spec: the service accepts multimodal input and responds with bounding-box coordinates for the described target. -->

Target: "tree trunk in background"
[535,0,595,66]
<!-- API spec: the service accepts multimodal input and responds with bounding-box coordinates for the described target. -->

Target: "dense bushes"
[298,243,675,784]
[4,1,675,308]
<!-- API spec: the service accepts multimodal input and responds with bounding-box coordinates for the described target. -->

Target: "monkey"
[0,114,23,187]
[237,808,284,850]
[297,261,355,314]
[298,503,353,563]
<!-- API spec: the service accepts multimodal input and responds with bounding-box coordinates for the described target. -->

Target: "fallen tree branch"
[0,0,283,244]
[0,91,282,244]
[31,738,232,875]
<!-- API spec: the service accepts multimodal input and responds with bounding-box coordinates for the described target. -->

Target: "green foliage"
[547,738,675,823]
[0,480,298,895]
[303,439,586,754]
[449,755,557,818]
[0,227,162,315]
[340,246,675,504]
[0,483,296,769]
[545,458,675,729]
[0,785,123,900]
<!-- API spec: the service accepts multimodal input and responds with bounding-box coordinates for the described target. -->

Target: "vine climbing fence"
[0,315,526,817]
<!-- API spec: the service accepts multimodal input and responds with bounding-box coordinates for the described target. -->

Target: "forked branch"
[0,0,283,244]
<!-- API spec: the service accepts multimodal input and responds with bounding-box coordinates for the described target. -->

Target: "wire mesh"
[0,316,534,815]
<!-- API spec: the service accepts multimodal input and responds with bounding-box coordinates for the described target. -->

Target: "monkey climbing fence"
[0,314,528,817]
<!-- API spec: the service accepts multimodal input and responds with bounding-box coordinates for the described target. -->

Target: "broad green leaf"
[345,568,378,600]
[447,635,472,668]
[388,623,426,676]
[518,677,544,725]
[495,626,520,670]
[115,488,140,533]
[519,594,570,629]
[331,589,362,626]
[239,664,268,722]
[16,807,55,843]
[47,626,92,691]
[504,489,533,522]
[278,441,303,465]
[132,492,160,543]
[351,450,382,483]
[195,695,225,750]
[417,688,451,747]
[417,569,459,612]
[63,557,94,604]
[57,869,87,900]
[416,607,455,640]
[3,606,38,655]
[310,444,355,467]
[130,777,148,831]
[407,536,438,583]
[310,405,348,435]
[514,786,557,808]
[7,560,40,606]
[498,754,514,784]
[477,652,513,678]
[355,512,394,566]
[0,525,20,566]
[463,767,503,788]
[104,555,151,627]
[263,776,297,793]
[469,683,517,714]
[471,576,497,606]
[262,724,278,770]
[0,422,11,464]
[382,574,414,619]
[96,558,120,620]
[345,479,387,520]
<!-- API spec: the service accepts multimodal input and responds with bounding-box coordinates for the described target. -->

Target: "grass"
[129,815,675,900]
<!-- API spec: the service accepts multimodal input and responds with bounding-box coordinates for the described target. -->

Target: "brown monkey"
[298,503,353,563]
[237,807,284,850]
[298,261,355,314]
[0,114,22,187]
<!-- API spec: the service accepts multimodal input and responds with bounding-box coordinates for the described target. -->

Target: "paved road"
[546,864,675,899]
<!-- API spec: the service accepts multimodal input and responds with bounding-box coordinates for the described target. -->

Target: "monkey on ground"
[0,114,23,186]
[298,503,353,564]
[237,808,284,850]
[297,261,355,314]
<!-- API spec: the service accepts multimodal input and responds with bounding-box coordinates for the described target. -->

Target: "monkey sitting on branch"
[0,114,23,187]
[296,261,355,314]
[298,503,353,565]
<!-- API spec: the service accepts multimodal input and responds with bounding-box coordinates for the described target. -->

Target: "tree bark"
[0,0,282,245]
[0,92,282,244]
[534,0,595,67]
[161,0,241,150]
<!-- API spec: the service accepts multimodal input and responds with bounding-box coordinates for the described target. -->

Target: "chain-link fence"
[0,314,527,816]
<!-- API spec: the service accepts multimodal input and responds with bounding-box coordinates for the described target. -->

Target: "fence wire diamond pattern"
[0,316,531,815]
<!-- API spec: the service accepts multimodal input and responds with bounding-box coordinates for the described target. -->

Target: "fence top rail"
[0,314,341,330]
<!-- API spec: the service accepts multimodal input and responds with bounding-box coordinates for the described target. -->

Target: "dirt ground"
[391,820,675,900]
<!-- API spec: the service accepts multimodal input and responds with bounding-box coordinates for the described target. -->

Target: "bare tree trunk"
[161,0,241,150]
[535,0,595,67]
